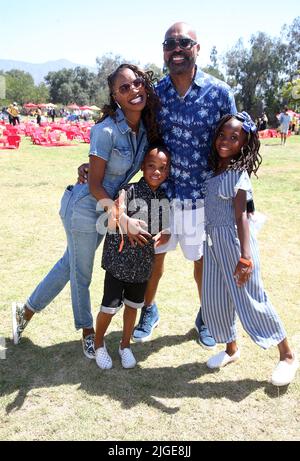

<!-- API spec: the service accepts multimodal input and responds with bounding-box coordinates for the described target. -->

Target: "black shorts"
[100,271,147,314]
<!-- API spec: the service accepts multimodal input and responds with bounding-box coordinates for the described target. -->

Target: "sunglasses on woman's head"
[114,77,145,96]
[162,37,197,51]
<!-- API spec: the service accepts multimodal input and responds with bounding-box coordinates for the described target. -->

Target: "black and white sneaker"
[82,334,95,359]
[12,302,29,345]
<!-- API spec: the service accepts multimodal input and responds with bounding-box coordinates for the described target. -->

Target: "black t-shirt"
[102,177,170,283]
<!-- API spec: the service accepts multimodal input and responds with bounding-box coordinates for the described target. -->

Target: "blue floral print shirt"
[156,67,237,206]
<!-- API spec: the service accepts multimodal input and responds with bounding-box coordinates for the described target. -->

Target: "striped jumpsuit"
[202,169,286,349]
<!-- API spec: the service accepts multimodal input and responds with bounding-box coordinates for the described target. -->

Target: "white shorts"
[155,204,205,261]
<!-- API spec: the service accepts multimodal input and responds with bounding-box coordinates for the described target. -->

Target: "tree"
[281,75,300,111]
[4,69,35,104]
[143,63,164,82]
[224,33,286,123]
[281,16,300,79]
[32,82,49,104]
[94,53,126,106]
[202,46,225,81]
[45,67,98,105]
[45,68,74,103]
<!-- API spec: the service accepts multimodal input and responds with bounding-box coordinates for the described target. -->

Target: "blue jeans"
[27,184,105,330]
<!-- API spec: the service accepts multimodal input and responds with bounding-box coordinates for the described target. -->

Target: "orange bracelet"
[239,257,253,267]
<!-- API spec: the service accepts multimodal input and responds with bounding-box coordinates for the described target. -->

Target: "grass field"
[0,136,300,441]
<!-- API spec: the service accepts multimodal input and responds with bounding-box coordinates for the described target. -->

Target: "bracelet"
[239,257,253,267]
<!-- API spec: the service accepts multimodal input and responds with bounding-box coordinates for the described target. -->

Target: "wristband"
[239,257,253,267]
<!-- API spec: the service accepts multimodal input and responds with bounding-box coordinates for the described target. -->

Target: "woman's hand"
[107,190,126,231]
[119,214,151,247]
[234,260,253,287]
[77,163,89,184]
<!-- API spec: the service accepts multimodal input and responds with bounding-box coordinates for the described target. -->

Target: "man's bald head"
[164,22,198,42]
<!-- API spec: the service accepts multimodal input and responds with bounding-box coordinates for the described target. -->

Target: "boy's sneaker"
[119,346,137,369]
[12,302,29,345]
[82,334,95,359]
[195,307,216,350]
[95,343,112,369]
[131,303,159,343]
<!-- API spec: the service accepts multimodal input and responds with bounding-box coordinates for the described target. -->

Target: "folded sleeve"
[218,170,252,201]
[89,124,114,161]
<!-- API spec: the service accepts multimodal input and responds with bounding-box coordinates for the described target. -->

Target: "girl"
[201,112,298,386]
[12,64,161,359]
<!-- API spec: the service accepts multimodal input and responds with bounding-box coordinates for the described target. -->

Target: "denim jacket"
[59,109,148,233]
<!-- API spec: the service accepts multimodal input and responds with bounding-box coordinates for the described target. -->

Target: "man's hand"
[77,163,89,184]
[153,229,171,248]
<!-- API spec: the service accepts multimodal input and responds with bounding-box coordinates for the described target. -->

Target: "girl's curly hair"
[98,64,162,144]
[209,114,262,176]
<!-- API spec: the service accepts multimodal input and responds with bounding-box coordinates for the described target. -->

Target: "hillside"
[0,59,97,84]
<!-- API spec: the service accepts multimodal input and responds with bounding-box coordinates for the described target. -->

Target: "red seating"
[7,135,21,148]
[0,134,21,149]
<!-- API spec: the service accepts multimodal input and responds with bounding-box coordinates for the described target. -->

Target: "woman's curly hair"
[209,114,262,177]
[98,64,162,144]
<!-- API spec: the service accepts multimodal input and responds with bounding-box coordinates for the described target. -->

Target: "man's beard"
[165,53,196,75]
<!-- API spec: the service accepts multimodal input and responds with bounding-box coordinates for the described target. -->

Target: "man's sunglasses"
[162,38,197,51]
[114,77,145,96]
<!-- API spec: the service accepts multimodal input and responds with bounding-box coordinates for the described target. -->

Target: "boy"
[94,145,170,369]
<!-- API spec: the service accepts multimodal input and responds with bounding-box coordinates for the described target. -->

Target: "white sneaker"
[207,349,240,369]
[95,343,112,369]
[119,346,137,369]
[271,355,299,386]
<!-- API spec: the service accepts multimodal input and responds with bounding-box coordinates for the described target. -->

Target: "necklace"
[125,116,140,132]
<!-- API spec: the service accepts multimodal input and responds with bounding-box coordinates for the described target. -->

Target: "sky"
[0,0,299,69]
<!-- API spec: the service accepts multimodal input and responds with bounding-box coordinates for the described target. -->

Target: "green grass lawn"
[0,136,300,441]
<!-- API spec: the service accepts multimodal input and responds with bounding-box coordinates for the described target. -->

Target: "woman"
[12,64,161,359]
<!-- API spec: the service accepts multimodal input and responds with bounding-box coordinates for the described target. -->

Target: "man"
[132,22,237,348]
[7,102,20,126]
[278,107,291,146]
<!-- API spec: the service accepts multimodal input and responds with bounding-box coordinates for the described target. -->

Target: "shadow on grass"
[1,330,269,414]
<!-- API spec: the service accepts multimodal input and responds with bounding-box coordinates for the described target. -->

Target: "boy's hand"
[77,163,89,184]
[153,229,171,248]
[234,260,253,287]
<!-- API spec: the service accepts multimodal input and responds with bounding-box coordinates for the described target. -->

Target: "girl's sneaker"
[271,355,299,386]
[207,349,240,369]
[95,343,112,369]
[119,346,137,369]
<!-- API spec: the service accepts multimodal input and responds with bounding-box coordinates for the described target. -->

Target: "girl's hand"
[153,229,171,248]
[77,163,89,184]
[234,260,253,287]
